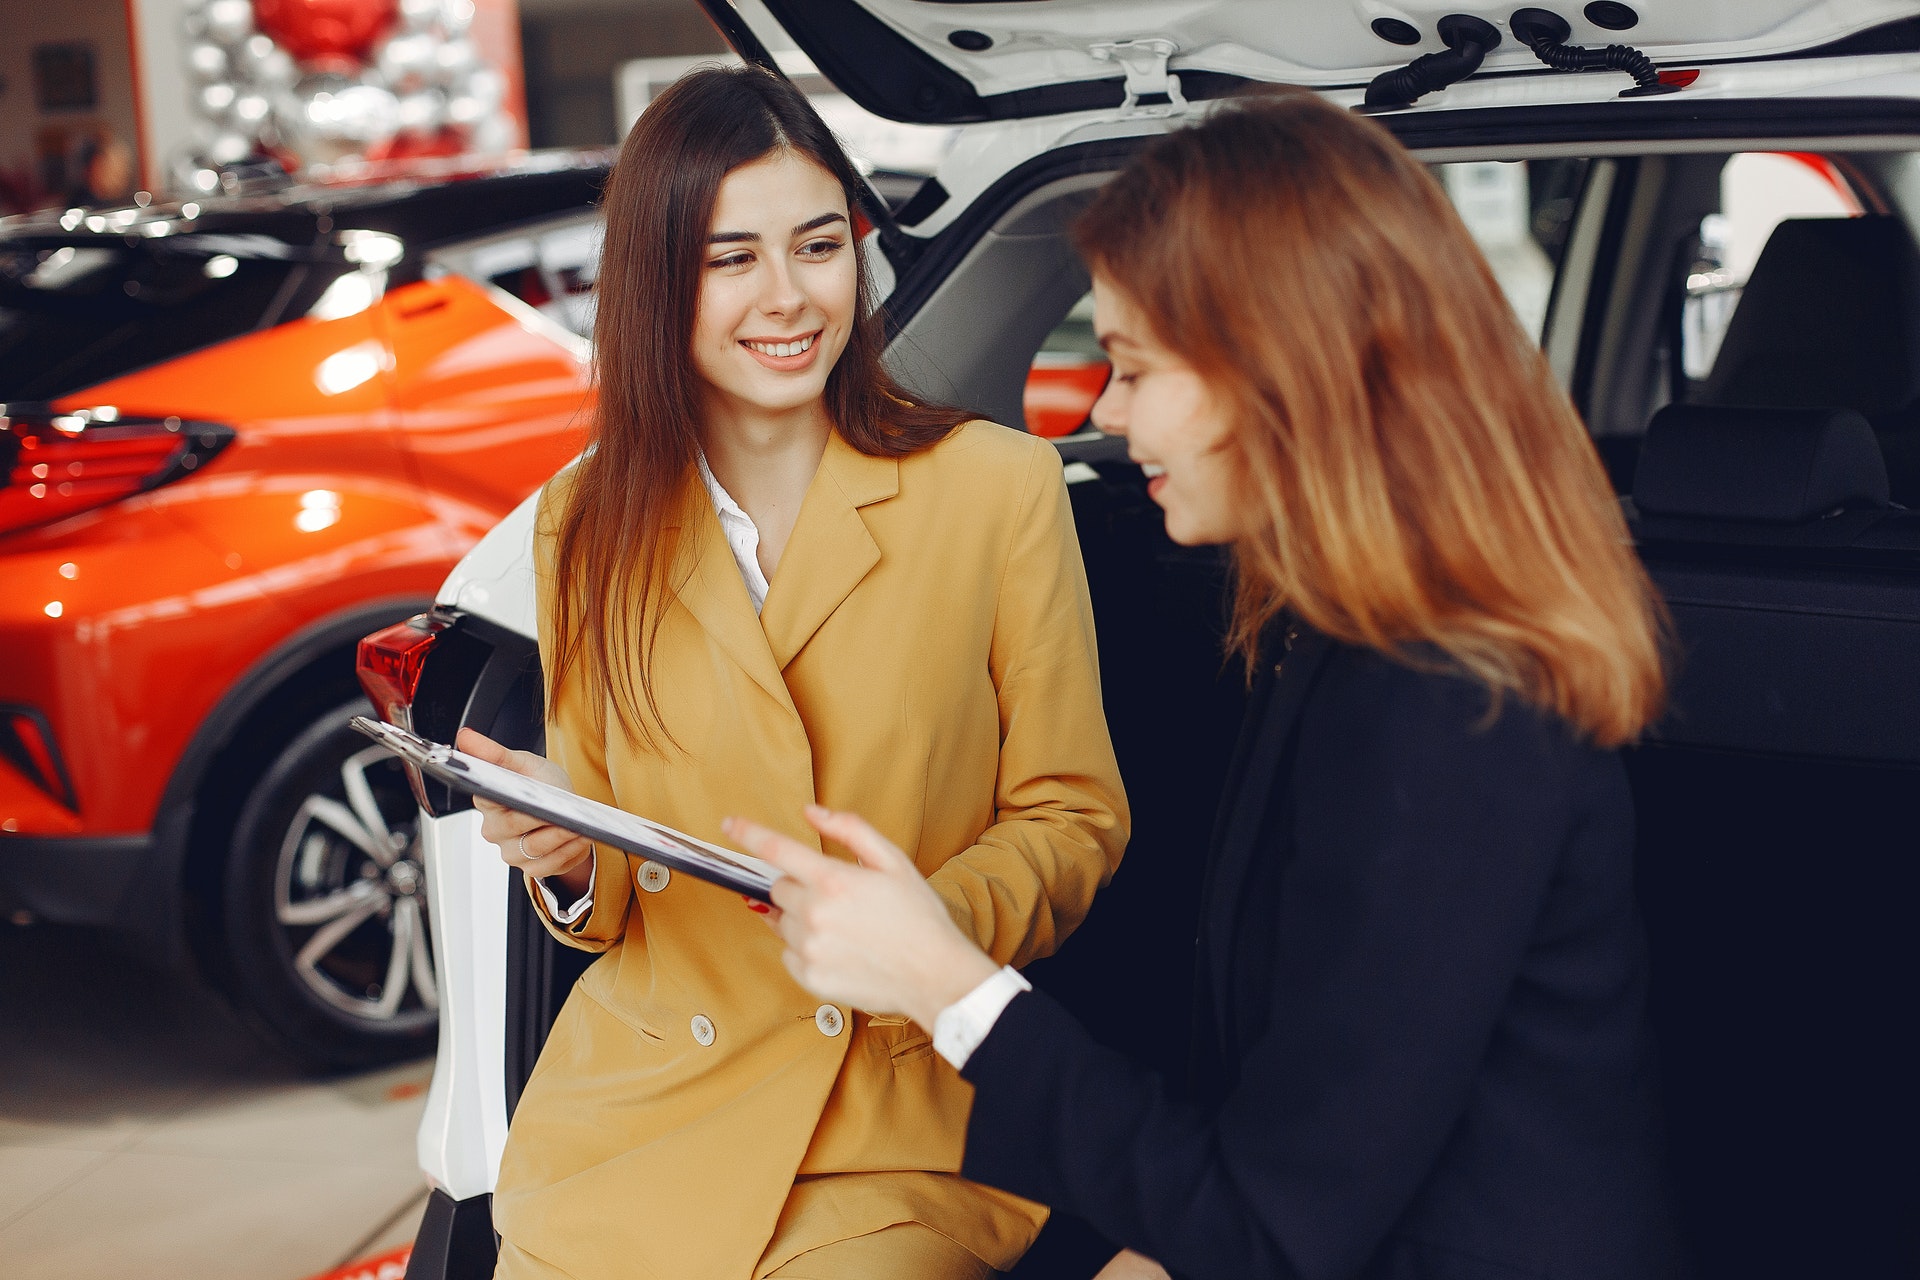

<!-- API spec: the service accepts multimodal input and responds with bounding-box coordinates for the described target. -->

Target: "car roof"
[0,151,611,253]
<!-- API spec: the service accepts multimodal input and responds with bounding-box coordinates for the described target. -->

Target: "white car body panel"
[734,0,1920,102]
[416,808,512,1199]
[418,488,549,1197]
[434,477,548,637]
[905,55,1920,238]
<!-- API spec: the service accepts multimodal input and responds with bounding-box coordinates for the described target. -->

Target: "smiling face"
[1089,275,1251,546]
[690,149,857,433]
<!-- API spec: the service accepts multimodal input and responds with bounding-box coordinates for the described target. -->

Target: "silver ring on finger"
[517,832,531,862]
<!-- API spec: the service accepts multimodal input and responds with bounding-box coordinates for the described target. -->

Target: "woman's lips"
[741,330,823,373]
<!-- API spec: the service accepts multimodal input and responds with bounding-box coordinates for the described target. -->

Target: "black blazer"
[962,627,1684,1280]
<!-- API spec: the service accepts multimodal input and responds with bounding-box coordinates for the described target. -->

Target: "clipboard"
[350,716,781,901]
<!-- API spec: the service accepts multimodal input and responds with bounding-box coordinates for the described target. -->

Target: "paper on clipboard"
[350,716,781,901]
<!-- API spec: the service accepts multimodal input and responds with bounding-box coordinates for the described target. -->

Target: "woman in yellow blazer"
[456,68,1128,1280]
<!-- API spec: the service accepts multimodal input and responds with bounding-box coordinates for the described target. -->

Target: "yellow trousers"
[764,1222,994,1279]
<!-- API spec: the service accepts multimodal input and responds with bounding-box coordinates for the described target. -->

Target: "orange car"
[0,157,604,1067]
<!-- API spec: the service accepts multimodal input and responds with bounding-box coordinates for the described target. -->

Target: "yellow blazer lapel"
[672,496,797,715]
[760,432,898,670]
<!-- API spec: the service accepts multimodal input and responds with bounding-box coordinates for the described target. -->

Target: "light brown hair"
[1075,88,1666,746]
[550,67,966,749]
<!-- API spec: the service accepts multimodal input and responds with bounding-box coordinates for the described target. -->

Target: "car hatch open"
[709,0,1920,126]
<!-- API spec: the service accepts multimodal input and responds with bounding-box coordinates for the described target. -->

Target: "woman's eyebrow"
[707,213,845,246]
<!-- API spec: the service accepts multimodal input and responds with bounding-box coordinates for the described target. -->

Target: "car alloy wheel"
[225,700,439,1070]
[274,740,438,1025]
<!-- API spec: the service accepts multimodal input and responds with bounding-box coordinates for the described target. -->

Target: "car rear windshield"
[0,233,350,400]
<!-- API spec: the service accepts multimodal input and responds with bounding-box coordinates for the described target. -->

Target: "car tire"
[223,699,438,1071]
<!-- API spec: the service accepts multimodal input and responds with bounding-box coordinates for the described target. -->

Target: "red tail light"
[0,403,234,537]
[358,612,449,728]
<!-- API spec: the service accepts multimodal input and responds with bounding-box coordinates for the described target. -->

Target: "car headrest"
[1634,404,1890,523]
[1701,216,1920,415]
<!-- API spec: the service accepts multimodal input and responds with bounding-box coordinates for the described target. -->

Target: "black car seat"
[1627,227,1920,1280]
[1696,214,1920,503]
[1631,402,1892,544]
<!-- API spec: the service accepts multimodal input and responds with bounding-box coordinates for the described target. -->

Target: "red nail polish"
[746,900,771,914]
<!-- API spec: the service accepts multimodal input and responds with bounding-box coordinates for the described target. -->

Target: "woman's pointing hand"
[724,805,1000,1030]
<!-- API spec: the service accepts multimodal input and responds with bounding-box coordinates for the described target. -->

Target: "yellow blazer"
[491,422,1129,1280]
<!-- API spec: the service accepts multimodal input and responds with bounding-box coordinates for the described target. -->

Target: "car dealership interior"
[8,3,1920,1279]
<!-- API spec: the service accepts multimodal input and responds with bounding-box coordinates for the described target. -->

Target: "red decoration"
[252,0,398,62]
[366,129,466,163]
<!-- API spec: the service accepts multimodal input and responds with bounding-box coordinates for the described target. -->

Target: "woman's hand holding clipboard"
[454,728,597,896]
[349,717,781,901]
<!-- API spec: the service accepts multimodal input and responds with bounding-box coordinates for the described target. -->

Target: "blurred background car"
[0,153,603,1069]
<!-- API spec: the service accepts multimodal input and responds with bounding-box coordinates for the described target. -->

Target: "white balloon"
[444,93,486,127]
[462,66,505,112]
[395,90,446,135]
[337,84,402,143]
[203,0,255,45]
[236,34,298,91]
[469,113,516,155]
[284,76,402,153]
[231,92,273,131]
[375,33,438,91]
[434,39,477,84]
[187,43,230,83]
[197,81,238,117]
[440,0,476,36]
[207,131,253,166]
[259,48,298,92]
[399,0,442,32]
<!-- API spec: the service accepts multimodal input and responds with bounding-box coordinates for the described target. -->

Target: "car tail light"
[0,403,234,537]
[0,704,77,811]
[359,612,450,728]
[1024,355,1113,438]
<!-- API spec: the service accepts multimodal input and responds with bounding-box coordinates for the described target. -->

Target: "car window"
[1434,159,1591,342]
[0,235,345,400]
[1681,151,1860,381]
[1024,159,1591,440]
[426,213,603,339]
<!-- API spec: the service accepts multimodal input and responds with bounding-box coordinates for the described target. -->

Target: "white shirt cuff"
[535,849,596,925]
[932,965,1031,1070]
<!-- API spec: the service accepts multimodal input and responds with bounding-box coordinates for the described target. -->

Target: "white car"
[360,3,1920,1276]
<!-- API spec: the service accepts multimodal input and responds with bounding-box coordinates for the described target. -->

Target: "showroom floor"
[0,922,430,1280]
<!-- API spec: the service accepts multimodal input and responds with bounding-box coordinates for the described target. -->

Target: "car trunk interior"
[491,115,1919,1278]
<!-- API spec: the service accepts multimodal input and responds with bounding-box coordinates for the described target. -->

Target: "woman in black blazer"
[727,88,1683,1280]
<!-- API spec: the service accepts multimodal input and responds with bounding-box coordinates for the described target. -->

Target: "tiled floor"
[0,922,431,1280]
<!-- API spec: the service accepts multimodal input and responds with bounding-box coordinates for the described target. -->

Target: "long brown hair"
[1076,88,1666,746]
[550,66,965,750]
